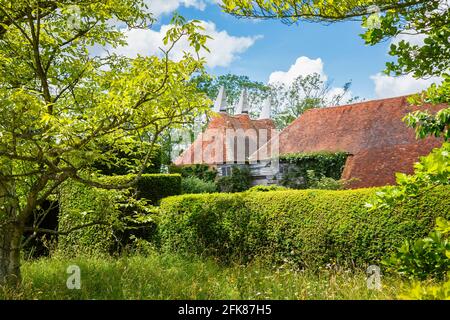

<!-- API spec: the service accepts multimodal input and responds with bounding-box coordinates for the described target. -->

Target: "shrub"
[306,170,348,190]
[58,174,181,255]
[247,185,288,192]
[384,218,450,281]
[279,151,348,189]
[181,177,217,194]
[217,166,252,193]
[159,186,450,268]
[169,164,217,183]
[134,174,182,204]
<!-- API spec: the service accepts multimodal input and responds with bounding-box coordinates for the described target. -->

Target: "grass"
[0,251,407,300]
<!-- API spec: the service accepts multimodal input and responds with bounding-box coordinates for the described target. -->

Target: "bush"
[159,186,450,268]
[306,170,348,190]
[384,218,450,281]
[247,185,288,192]
[169,164,217,183]
[217,166,252,193]
[134,174,182,204]
[58,174,181,255]
[181,177,217,194]
[280,151,348,189]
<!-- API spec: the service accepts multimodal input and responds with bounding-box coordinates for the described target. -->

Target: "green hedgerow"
[247,185,288,192]
[159,186,450,268]
[58,174,181,255]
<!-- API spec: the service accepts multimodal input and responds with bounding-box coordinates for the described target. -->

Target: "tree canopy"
[222,1,435,23]
[270,73,356,129]
[0,0,211,285]
[194,73,269,114]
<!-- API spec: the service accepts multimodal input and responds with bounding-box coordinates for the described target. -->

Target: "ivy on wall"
[279,151,348,189]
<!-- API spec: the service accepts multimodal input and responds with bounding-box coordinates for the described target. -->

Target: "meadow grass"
[0,252,406,300]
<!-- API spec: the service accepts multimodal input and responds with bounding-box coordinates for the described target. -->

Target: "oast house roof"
[253,95,446,188]
[173,112,276,166]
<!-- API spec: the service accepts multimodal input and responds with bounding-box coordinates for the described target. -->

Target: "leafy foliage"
[217,166,252,193]
[400,278,450,300]
[169,164,217,183]
[181,177,217,194]
[159,186,450,268]
[135,174,182,204]
[58,174,181,254]
[222,1,425,24]
[387,218,450,299]
[270,73,357,129]
[383,218,450,281]
[279,151,348,189]
[0,0,212,283]
[94,144,162,175]
[193,73,270,114]
[404,97,450,141]
[247,185,288,192]
[306,170,348,190]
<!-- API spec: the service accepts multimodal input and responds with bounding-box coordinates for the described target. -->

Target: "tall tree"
[193,73,270,114]
[270,73,356,129]
[0,1,211,285]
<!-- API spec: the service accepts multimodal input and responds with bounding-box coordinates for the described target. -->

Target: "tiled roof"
[173,112,276,165]
[254,95,446,188]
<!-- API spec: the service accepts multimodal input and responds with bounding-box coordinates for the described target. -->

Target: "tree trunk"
[0,175,22,287]
[0,221,23,287]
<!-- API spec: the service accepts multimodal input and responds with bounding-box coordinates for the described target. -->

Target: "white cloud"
[145,0,207,18]
[374,13,445,99]
[391,32,426,47]
[268,56,326,85]
[112,21,261,68]
[267,56,352,106]
[371,73,442,98]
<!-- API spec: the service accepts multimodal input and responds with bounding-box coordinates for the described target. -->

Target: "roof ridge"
[279,95,411,133]
[303,94,411,115]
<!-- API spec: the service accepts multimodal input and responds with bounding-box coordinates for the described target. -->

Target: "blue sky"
[174,4,389,100]
[113,1,439,101]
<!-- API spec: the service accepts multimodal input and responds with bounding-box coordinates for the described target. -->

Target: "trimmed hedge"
[134,174,182,204]
[247,185,288,192]
[159,186,450,268]
[58,174,181,255]
[169,164,217,183]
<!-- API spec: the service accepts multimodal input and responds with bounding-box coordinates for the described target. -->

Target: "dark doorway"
[23,200,59,259]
